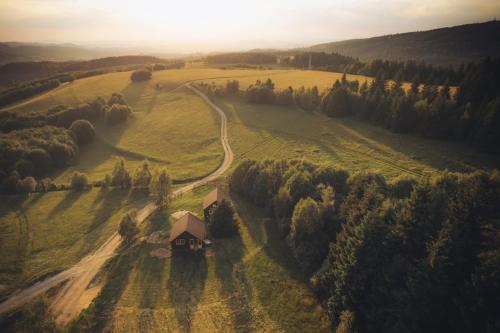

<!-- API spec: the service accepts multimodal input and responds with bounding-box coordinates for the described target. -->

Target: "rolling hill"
[306,20,500,66]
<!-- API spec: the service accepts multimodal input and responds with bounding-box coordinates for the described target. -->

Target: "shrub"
[71,172,89,191]
[149,169,171,207]
[130,69,152,82]
[118,211,139,243]
[17,176,36,194]
[105,104,132,126]
[111,159,132,188]
[133,161,152,188]
[107,93,127,106]
[69,120,95,145]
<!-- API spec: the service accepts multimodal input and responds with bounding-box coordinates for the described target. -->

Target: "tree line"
[205,52,277,65]
[285,52,463,85]
[0,92,133,193]
[230,159,500,332]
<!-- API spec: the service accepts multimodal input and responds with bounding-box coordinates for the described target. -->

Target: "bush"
[105,104,132,126]
[130,69,152,82]
[209,199,239,237]
[111,159,132,188]
[118,211,139,243]
[69,120,95,145]
[17,176,36,194]
[71,172,89,191]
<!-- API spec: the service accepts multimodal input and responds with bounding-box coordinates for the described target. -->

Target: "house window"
[189,239,195,246]
[198,240,203,247]
[176,239,185,245]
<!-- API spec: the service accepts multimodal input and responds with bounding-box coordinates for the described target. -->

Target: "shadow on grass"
[46,190,85,221]
[69,245,139,332]
[121,81,149,108]
[145,207,171,235]
[214,234,254,331]
[136,247,167,309]
[88,188,129,231]
[167,252,207,333]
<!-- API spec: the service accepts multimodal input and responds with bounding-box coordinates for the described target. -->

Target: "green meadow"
[73,184,331,332]
[0,189,149,291]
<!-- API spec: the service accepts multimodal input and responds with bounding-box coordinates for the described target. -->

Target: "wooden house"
[203,187,224,222]
[169,212,205,251]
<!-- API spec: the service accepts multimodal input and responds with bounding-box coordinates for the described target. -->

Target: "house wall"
[171,231,204,251]
[204,202,218,222]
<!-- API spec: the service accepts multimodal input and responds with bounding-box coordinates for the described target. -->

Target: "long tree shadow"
[136,247,167,309]
[167,252,207,333]
[69,245,139,332]
[46,190,85,221]
[137,208,171,309]
[88,188,129,231]
[214,234,255,331]
[121,81,149,108]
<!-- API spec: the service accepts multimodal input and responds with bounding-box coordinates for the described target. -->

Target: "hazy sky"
[0,0,499,51]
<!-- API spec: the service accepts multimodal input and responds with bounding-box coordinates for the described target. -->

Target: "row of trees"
[230,159,500,332]
[197,79,322,111]
[206,52,277,65]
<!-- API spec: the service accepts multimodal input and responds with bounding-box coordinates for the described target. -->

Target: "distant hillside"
[0,55,179,85]
[306,21,500,66]
[0,42,120,65]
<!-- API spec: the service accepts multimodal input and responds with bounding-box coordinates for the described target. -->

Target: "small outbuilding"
[203,187,224,222]
[169,212,205,251]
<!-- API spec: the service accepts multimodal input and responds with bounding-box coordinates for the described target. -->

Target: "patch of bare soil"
[145,230,169,245]
[150,248,171,258]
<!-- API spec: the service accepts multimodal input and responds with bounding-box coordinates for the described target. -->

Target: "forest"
[230,159,500,333]
[0,92,132,193]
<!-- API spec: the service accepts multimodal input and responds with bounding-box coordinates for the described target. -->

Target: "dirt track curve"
[0,83,233,324]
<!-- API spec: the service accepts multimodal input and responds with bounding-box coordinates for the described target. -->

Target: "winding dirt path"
[0,83,233,324]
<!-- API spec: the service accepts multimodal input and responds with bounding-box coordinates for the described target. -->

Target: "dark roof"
[169,212,205,242]
[203,187,223,209]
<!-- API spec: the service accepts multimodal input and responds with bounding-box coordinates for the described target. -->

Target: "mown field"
[2,66,469,182]
[73,184,330,332]
[0,189,149,292]
[213,96,499,179]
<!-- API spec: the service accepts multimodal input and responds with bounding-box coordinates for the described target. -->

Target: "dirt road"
[0,83,233,324]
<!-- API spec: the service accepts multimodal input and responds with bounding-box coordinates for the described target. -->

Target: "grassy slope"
[216,96,500,179]
[91,184,329,332]
[0,189,149,291]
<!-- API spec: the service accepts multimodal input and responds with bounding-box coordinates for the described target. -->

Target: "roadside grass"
[0,188,149,292]
[215,96,500,179]
[73,184,330,332]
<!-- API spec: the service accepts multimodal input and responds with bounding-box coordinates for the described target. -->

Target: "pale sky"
[0,0,499,52]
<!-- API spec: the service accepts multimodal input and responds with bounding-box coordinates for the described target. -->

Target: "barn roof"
[169,212,205,242]
[203,187,223,209]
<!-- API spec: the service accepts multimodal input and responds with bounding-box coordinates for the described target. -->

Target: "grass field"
[75,184,330,332]
[2,66,468,182]
[214,96,500,179]
[0,189,149,292]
